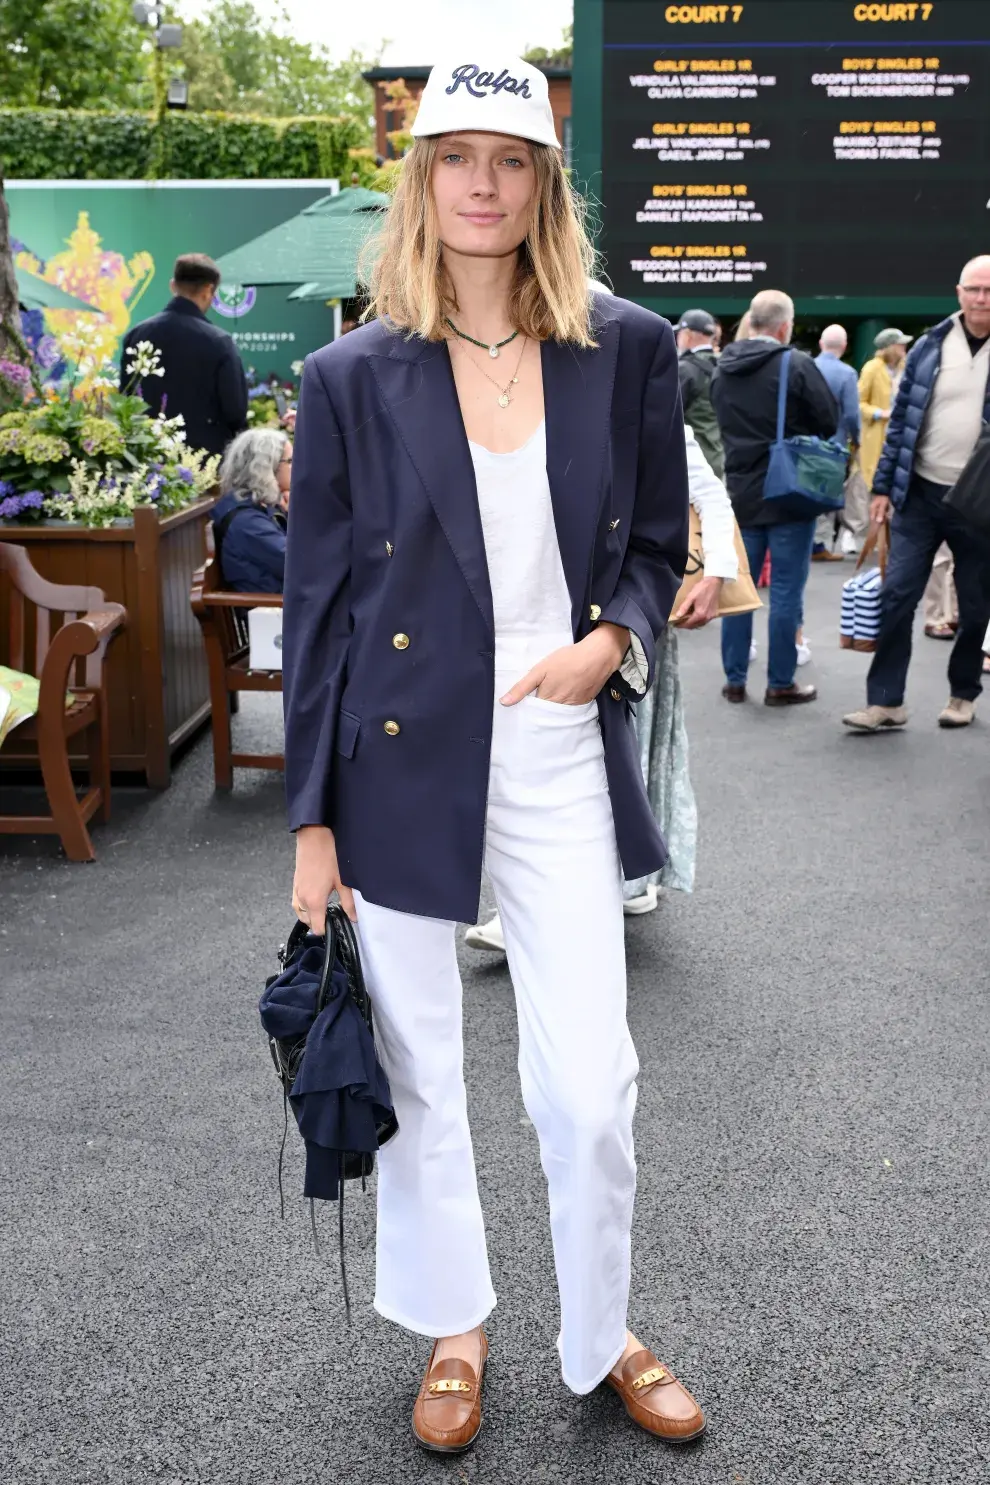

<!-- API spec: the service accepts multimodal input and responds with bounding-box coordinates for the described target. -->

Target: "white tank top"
[467,421,572,653]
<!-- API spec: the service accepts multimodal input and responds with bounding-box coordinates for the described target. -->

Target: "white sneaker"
[464,913,505,952]
[839,528,858,556]
[796,638,812,666]
[749,641,758,662]
[622,883,659,915]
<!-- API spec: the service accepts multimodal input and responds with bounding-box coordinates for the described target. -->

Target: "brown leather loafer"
[605,1349,706,1443]
[765,682,817,706]
[411,1330,488,1454]
[722,683,746,703]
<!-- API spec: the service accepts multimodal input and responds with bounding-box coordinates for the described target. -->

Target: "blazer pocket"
[336,708,362,759]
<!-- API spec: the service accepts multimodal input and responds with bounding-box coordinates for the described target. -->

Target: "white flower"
[290,359,305,376]
[125,341,165,381]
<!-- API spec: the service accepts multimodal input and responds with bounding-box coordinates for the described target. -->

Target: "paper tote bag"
[670,504,763,624]
[763,349,848,520]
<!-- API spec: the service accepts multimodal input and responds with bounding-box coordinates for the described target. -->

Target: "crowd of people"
[114,47,990,1459]
[123,243,990,918]
[665,269,990,735]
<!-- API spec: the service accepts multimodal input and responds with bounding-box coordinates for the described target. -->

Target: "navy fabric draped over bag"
[259,905,398,1202]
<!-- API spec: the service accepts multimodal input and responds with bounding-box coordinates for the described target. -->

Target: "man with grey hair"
[813,324,861,559]
[843,255,990,732]
[711,289,838,705]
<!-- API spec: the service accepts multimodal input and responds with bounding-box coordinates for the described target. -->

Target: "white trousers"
[354,635,639,1395]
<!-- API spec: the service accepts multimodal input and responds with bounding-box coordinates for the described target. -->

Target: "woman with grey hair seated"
[211,427,293,593]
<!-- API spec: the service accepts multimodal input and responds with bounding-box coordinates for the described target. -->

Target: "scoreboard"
[584,0,990,310]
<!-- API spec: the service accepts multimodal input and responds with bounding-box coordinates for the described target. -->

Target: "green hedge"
[0,108,369,180]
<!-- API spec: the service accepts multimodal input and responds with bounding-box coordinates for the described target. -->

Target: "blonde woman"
[283,57,701,1452]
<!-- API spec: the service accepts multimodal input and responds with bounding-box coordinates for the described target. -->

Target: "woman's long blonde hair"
[363,137,597,347]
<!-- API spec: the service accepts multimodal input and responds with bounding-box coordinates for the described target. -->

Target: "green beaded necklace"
[445,317,520,359]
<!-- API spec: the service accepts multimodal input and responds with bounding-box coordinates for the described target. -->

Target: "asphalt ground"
[1,559,988,1485]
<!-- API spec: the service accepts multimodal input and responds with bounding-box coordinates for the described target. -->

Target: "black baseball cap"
[674,308,717,334]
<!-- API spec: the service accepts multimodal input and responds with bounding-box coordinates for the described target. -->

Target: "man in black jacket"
[119,252,248,456]
[711,289,838,706]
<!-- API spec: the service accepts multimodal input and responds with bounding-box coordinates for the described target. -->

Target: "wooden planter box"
[0,499,214,787]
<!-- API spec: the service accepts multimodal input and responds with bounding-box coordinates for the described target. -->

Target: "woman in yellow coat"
[858,328,912,488]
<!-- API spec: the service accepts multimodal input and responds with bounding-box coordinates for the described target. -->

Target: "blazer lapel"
[369,334,494,636]
[542,312,621,631]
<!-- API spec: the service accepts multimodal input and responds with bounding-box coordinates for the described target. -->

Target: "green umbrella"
[15,264,104,314]
[215,187,388,300]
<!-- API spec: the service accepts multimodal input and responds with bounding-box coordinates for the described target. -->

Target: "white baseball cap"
[410,55,561,149]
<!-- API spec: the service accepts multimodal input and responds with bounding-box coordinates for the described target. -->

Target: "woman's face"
[430,132,537,260]
[277,440,292,503]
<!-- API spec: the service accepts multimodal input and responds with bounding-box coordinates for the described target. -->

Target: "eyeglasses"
[959,284,990,298]
[279,454,293,466]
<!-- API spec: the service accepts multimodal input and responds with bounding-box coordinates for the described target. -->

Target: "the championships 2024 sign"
[596,0,990,307]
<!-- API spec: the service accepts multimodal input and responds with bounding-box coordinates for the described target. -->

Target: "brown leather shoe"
[811,549,845,562]
[411,1330,488,1454]
[605,1349,706,1443]
[721,683,746,703]
[765,682,817,706]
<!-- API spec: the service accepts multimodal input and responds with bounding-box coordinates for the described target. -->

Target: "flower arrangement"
[244,363,300,429]
[0,333,219,529]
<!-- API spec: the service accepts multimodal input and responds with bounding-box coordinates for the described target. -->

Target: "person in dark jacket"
[843,254,990,734]
[711,289,838,706]
[119,253,248,456]
[212,428,291,593]
[675,308,724,479]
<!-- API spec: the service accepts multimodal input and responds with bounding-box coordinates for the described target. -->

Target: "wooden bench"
[190,556,284,790]
[0,542,126,861]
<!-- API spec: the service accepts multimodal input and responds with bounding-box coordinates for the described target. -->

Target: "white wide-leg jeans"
[354,635,640,1395]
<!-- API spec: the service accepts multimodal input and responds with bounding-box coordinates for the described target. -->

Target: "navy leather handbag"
[763,349,848,520]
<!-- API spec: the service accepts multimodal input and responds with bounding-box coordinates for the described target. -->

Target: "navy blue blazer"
[282,295,689,923]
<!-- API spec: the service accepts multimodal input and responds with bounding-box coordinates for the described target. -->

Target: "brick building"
[362,65,572,164]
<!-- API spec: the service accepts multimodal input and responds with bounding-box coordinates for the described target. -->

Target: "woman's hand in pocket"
[500,623,629,705]
[292,825,356,931]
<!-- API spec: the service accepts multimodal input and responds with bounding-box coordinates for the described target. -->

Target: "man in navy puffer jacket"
[843,255,990,733]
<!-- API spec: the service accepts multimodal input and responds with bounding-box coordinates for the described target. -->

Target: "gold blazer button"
[392,633,410,650]
[610,688,622,701]
[384,720,400,736]
[590,604,602,622]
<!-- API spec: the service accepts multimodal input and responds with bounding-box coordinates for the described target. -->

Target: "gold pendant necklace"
[459,337,528,407]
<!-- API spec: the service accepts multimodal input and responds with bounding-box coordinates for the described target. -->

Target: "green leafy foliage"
[0,108,375,181]
[175,3,378,134]
[523,23,573,68]
[0,0,147,108]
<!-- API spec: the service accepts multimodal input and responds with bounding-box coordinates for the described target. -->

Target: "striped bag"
[840,522,889,653]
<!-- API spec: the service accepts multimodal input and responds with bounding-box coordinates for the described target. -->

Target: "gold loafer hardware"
[427,1378,472,1396]
[631,1366,668,1391]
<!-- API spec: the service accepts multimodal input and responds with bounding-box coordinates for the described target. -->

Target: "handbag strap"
[775,348,792,443]
[316,906,340,1014]
[855,519,890,580]
[326,901,374,1029]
